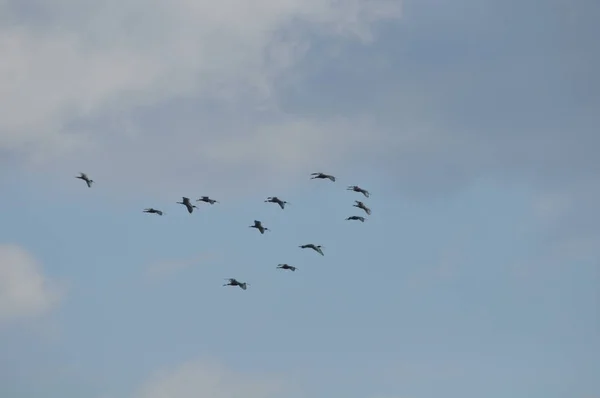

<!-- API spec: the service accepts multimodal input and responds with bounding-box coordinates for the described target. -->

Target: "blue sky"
[0,0,598,397]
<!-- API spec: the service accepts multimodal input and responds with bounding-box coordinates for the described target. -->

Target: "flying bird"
[346,215,365,222]
[277,264,297,271]
[223,278,248,290]
[143,208,164,216]
[310,172,336,182]
[347,185,370,198]
[249,220,270,234]
[265,196,289,209]
[353,200,371,215]
[177,197,198,214]
[196,196,219,204]
[76,172,94,188]
[299,243,324,256]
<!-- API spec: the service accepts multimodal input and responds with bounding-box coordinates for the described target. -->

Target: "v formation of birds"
[76,172,371,290]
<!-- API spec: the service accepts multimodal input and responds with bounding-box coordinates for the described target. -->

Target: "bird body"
[353,200,371,215]
[144,208,164,216]
[346,215,365,222]
[347,185,370,198]
[310,172,336,182]
[224,278,248,290]
[299,243,324,256]
[197,196,219,204]
[265,196,289,209]
[177,197,198,213]
[76,172,94,187]
[277,263,297,271]
[249,220,270,234]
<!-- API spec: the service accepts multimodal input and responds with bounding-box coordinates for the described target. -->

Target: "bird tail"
[240,283,247,290]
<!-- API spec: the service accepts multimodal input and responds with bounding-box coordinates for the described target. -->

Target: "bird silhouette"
[75,172,94,188]
[143,208,164,216]
[177,197,198,213]
[265,196,289,209]
[196,196,219,204]
[223,278,248,290]
[347,185,370,198]
[353,200,371,215]
[299,243,324,256]
[249,220,270,234]
[277,263,297,271]
[310,172,336,182]
[345,215,365,222]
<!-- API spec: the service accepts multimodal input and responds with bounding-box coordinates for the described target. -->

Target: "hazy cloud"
[0,244,64,323]
[145,252,220,282]
[0,0,400,189]
[133,360,295,398]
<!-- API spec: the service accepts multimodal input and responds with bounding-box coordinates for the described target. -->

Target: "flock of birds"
[76,171,371,291]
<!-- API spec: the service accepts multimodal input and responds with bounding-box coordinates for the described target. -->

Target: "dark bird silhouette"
[143,208,164,216]
[76,172,94,187]
[265,196,289,209]
[347,185,370,198]
[353,200,371,215]
[346,215,365,222]
[299,243,324,256]
[177,197,198,213]
[277,263,297,271]
[249,220,270,234]
[223,278,248,290]
[196,196,219,204]
[310,172,336,182]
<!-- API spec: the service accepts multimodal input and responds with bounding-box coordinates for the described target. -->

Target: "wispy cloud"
[133,359,295,398]
[0,243,65,324]
[144,252,220,283]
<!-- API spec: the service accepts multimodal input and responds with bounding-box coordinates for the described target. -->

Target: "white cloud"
[133,360,294,398]
[0,0,401,182]
[0,244,64,323]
